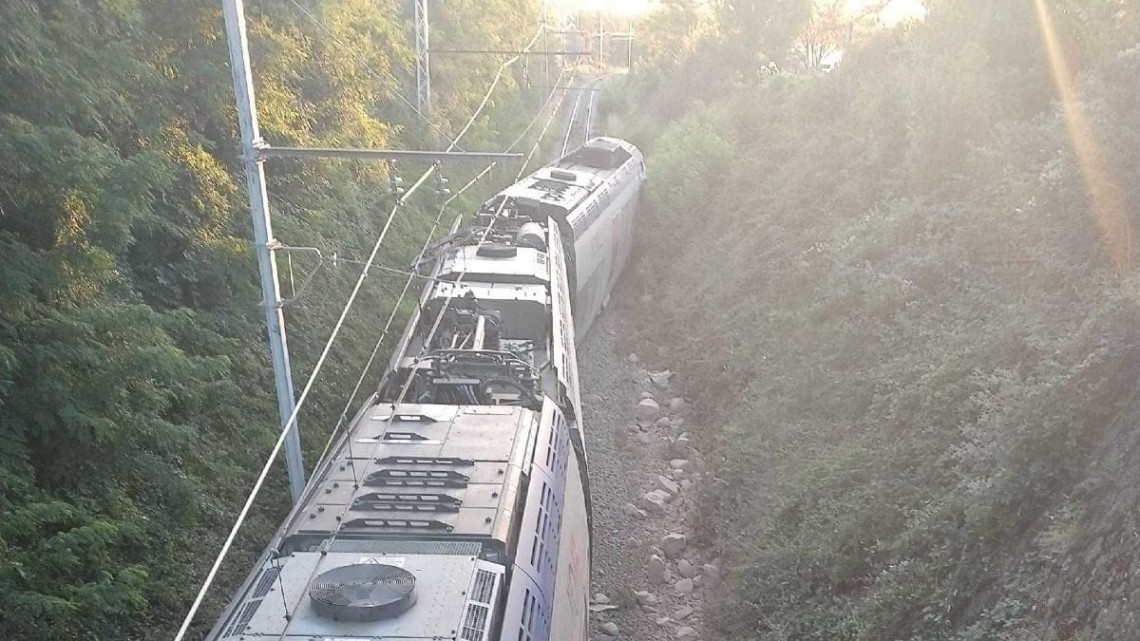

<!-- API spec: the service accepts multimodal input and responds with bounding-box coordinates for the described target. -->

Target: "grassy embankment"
[608,5,1140,639]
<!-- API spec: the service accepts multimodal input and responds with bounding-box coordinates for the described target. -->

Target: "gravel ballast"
[578,310,711,641]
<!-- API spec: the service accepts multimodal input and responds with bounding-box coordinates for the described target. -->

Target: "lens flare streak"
[1033,0,1134,277]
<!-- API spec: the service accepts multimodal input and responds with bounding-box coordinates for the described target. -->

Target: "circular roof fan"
[309,564,417,622]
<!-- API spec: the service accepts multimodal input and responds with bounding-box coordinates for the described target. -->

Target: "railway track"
[554,75,608,161]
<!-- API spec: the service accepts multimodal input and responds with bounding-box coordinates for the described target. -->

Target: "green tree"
[0,0,546,638]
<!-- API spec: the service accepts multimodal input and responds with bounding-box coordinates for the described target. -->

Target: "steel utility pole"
[628,18,633,69]
[597,13,604,67]
[542,1,549,87]
[414,0,431,115]
[222,0,307,503]
[219,0,524,506]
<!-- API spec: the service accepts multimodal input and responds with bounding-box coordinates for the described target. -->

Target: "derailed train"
[207,137,644,641]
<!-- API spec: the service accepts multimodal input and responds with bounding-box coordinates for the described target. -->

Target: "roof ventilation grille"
[549,169,577,182]
[309,563,417,622]
[458,565,503,641]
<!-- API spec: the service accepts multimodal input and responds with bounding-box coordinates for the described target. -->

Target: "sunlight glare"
[1033,0,1134,277]
[549,0,655,17]
[880,0,926,27]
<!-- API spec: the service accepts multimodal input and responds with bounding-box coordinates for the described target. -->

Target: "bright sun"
[880,0,927,26]
[546,0,655,18]
[845,0,927,26]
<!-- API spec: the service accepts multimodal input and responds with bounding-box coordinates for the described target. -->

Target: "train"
[207,137,645,641]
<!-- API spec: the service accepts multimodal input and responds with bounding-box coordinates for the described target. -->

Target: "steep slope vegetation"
[617,1,1140,639]
[0,0,542,638]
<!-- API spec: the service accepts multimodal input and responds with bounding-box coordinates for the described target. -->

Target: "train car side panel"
[564,139,644,336]
[549,442,590,641]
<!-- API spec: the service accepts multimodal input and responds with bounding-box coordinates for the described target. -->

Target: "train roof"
[209,152,603,641]
[287,403,534,542]
[497,137,641,216]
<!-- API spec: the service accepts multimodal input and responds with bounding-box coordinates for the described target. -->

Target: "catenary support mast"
[415,0,431,115]
[221,0,307,503]
[219,0,524,506]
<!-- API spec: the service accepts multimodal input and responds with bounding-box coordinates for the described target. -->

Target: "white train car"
[206,139,644,641]
[495,137,645,337]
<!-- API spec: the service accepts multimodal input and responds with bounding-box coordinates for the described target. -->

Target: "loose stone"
[636,398,661,421]
[661,532,686,558]
[677,559,696,578]
[650,370,672,389]
[702,563,721,580]
[648,554,666,584]
[634,590,658,606]
[656,475,680,496]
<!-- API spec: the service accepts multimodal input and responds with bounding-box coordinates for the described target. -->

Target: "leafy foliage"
[620,2,1140,640]
[0,0,544,638]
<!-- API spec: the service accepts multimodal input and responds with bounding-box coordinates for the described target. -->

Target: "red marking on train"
[568,531,582,576]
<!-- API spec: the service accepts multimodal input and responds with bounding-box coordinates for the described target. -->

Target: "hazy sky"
[547,0,927,23]
[545,0,655,17]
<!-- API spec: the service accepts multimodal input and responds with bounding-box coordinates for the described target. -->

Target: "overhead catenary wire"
[299,65,577,304]
[299,54,575,495]
[310,161,500,467]
[508,66,574,152]
[173,17,556,641]
[308,61,576,538]
[301,50,571,453]
[268,63,580,640]
[560,91,582,157]
[446,27,545,150]
[271,192,515,641]
[171,167,433,641]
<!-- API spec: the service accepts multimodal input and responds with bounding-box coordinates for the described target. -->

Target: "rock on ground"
[656,475,680,496]
[702,563,720,580]
[640,490,668,514]
[578,313,671,641]
[634,590,658,606]
[648,554,667,584]
[675,625,697,639]
[661,533,686,558]
[677,559,696,578]
[578,310,709,641]
[636,398,661,421]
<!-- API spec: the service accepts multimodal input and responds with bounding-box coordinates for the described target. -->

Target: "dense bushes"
[622,2,1140,639]
[0,0,544,638]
